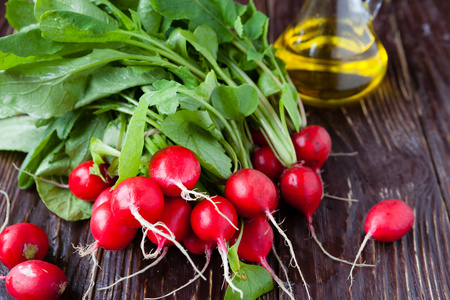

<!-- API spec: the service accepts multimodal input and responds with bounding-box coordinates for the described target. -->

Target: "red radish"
[233,217,294,299]
[146,197,192,256]
[148,146,201,197]
[225,168,310,299]
[250,126,269,147]
[291,125,331,173]
[92,188,113,212]
[224,169,278,219]
[0,223,49,269]
[1,260,67,300]
[280,164,368,267]
[110,176,164,228]
[348,199,415,286]
[89,201,138,252]
[251,146,286,182]
[190,196,241,297]
[69,161,114,202]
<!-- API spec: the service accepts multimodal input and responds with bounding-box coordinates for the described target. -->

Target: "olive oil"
[275,17,388,107]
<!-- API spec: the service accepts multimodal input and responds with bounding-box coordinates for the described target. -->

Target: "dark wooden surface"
[1,0,449,299]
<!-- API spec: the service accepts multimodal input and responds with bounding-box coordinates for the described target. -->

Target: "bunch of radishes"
[9,124,414,299]
[0,193,68,300]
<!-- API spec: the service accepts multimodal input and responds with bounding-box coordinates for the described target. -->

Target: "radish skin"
[348,199,415,288]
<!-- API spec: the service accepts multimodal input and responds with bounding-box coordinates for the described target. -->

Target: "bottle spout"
[366,0,384,20]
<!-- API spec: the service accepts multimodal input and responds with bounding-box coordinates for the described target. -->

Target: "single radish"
[1,260,67,300]
[92,187,113,212]
[146,197,192,257]
[110,176,203,279]
[251,146,286,182]
[89,201,138,252]
[110,176,164,228]
[224,168,310,299]
[190,196,242,298]
[348,199,415,287]
[0,223,49,269]
[232,217,294,299]
[69,161,115,202]
[279,164,369,267]
[148,146,201,197]
[224,169,278,219]
[291,125,332,174]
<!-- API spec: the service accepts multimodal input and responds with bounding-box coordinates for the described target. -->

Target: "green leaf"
[0,116,47,152]
[0,49,128,119]
[150,0,237,43]
[117,96,149,184]
[35,0,119,26]
[18,131,61,189]
[161,110,231,180]
[39,10,125,43]
[0,52,40,72]
[243,11,268,40]
[0,24,65,57]
[65,113,111,169]
[224,261,273,300]
[5,0,37,30]
[90,138,121,166]
[44,110,82,140]
[280,83,301,132]
[138,0,164,36]
[193,25,218,61]
[193,71,219,100]
[211,84,258,121]
[234,16,244,38]
[76,65,170,108]
[35,180,93,220]
[141,80,180,115]
[257,71,282,97]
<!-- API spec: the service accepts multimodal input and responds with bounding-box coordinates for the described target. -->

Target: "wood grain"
[0,0,448,299]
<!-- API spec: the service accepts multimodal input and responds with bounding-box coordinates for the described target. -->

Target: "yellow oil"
[274,17,388,107]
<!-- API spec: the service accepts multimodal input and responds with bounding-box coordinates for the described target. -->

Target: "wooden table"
[0,0,449,299]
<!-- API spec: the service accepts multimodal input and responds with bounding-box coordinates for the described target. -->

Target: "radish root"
[323,193,359,203]
[129,206,206,280]
[348,234,372,289]
[271,244,293,294]
[260,258,295,300]
[145,247,212,300]
[176,181,238,230]
[217,239,243,299]
[308,223,374,267]
[82,250,100,300]
[140,222,174,260]
[99,247,168,291]
[12,164,69,189]
[0,190,11,233]
[266,211,311,300]
[74,241,100,258]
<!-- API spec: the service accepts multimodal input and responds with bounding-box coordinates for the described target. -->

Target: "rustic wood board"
[0,0,448,299]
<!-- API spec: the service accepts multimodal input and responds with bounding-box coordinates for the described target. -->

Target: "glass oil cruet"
[274,0,388,107]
